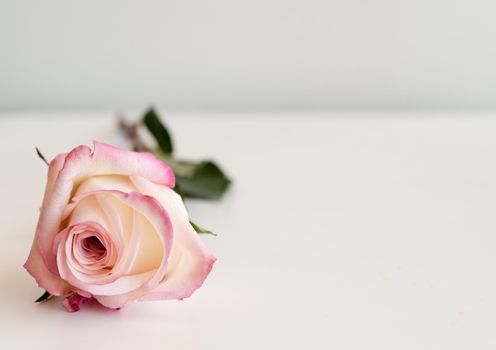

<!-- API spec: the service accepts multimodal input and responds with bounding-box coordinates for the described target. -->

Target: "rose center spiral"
[79,235,106,261]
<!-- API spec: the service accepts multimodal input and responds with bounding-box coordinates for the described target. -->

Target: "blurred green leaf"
[142,108,174,154]
[155,152,231,200]
[190,220,217,236]
[175,160,231,200]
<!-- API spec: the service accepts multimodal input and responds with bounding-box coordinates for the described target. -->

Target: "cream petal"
[130,176,216,301]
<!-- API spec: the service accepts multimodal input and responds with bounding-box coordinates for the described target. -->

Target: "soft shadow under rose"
[24,142,216,311]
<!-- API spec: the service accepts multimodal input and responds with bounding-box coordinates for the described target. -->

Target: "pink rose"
[24,142,216,310]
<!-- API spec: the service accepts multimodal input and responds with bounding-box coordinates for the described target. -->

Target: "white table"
[1,112,495,349]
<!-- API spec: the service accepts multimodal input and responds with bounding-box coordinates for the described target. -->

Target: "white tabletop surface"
[1,111,496,349]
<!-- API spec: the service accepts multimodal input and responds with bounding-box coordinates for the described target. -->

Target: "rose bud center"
[80,236,106,261]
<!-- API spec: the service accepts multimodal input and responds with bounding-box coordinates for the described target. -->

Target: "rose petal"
[131,176,216,301]
[23,153,71,295]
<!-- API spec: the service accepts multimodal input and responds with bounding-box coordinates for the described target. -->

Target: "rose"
[24,142,216,310]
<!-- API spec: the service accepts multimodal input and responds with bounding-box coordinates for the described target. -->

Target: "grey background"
[1,0,496,112]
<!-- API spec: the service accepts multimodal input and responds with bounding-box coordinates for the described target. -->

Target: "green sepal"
[190,220,217,236]
[35,290,52,303]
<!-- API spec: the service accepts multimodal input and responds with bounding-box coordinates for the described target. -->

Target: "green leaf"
[175,160,231,200]
[142,108,174,154]
[155,152,231,200]
[36,147,49,166]
[35,290,52,303]
[190,220,217,236]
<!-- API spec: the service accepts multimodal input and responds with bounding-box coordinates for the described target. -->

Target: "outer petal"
[35,142,175,275]
[23,153,71,295]
[91,142,175,188]
[130,176,216,301]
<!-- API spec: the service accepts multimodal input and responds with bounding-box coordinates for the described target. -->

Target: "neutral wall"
[1,0,496,111]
